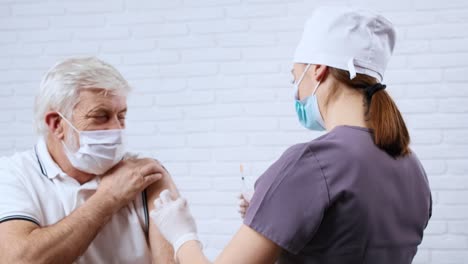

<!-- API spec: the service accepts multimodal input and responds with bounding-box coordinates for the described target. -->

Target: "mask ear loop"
[57,112,80,134]
[294,64,311,99]
[312,81,321,96]
[296,64,311,86]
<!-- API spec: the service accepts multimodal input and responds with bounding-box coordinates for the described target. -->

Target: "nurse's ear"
[311,64,329,83]
[45,111,65,140]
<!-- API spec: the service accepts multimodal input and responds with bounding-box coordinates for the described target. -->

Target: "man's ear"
[312,64,329,83]
[45,111,65,140]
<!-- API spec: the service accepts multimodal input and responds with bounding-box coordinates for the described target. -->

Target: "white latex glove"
[150,189,201,257]
[237,191,253,219]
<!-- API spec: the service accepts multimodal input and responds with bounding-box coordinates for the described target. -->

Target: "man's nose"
[106,116,123,130]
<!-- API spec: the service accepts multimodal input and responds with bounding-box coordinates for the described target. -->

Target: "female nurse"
[150,5,432,264]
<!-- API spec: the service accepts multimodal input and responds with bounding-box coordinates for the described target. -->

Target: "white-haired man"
[0,57,178,263]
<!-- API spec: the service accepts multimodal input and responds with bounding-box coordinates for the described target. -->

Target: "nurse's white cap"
[293,5,396,82]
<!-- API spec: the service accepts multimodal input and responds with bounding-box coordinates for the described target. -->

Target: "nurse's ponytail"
[366,89,410,157]
[329,68,410,158]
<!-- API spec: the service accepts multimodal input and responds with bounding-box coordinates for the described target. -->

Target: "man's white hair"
[35,57,131,136]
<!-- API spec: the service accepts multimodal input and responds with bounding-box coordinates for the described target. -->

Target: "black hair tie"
[365,83,386,102]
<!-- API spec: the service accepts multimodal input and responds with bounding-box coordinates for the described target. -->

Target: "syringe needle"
[240,164,247,192]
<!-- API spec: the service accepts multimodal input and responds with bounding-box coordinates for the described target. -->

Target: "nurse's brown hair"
[328,67,410,158]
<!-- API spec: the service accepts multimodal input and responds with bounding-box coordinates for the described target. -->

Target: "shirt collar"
[35,137,64,179]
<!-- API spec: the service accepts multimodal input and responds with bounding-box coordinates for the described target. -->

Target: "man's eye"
[92,116,108,120]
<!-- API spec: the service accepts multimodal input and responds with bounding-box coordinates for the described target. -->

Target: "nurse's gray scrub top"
[244,125,432,264]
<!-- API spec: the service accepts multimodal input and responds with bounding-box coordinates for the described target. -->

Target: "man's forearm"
[17,193,117,264]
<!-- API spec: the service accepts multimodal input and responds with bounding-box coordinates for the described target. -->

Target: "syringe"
[240,164,247,193]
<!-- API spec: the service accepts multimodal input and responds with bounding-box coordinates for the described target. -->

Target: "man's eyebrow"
[85,106,127,116]
[86,106,109,115]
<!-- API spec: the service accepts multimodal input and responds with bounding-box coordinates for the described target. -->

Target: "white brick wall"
[1,0,467,262]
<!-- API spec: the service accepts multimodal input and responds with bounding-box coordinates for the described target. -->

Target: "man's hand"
[97,158,164,210]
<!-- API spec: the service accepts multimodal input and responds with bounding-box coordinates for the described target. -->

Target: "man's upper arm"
[0,165,41,226]
[0,163,42,258]
[0,220,39,256]
[146,164,179,264]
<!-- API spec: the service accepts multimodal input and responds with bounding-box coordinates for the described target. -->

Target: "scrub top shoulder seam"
[305,145,332,207]
[247,143,326,224]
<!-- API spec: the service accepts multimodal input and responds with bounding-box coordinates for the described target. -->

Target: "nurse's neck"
[322,86,368,131]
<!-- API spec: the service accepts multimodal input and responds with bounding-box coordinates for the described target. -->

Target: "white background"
[0,0,467,263]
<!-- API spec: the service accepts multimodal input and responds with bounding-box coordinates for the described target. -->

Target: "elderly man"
[0,57,178,263]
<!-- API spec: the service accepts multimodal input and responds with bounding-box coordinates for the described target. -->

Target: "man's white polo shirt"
[0,138,152,263]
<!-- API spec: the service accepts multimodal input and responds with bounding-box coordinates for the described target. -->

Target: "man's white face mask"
[58,112,126,175]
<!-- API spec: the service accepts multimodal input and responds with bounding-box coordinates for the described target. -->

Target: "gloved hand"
[237,191,253,219]
[150,189,201,257]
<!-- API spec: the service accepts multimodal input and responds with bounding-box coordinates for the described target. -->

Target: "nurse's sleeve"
[244,145,330,254]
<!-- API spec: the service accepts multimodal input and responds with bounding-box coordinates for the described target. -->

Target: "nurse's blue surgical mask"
[294,64,326,131]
